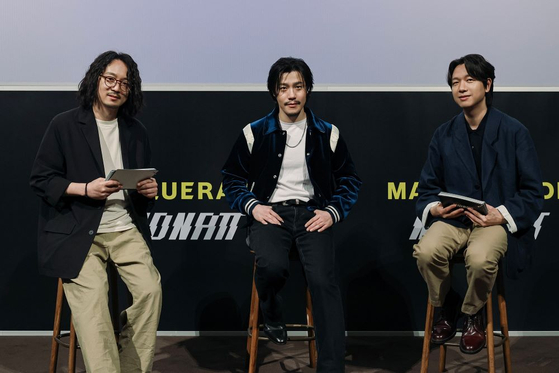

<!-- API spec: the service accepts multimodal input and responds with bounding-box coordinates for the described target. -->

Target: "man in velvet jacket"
[30,51,161,373]
[413,54,543,354]
[222,57,361,372]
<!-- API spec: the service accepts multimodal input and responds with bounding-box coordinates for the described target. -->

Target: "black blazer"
[30,107,154,279]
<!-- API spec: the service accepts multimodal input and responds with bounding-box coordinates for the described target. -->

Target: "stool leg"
[497,268,512,373]
[421,300,435,373]
[247,267,260,373]
[246,284,255,357]
[438,345,446,372]
[305,288,317,368]
[49,279,64,373]
[68,316,77,373]
[486,292,495,373]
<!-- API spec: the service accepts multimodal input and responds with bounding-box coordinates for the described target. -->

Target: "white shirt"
[96,118,135,233]
[269,118,314,203]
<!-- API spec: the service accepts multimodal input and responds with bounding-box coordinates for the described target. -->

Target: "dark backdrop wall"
[1,91,557,333]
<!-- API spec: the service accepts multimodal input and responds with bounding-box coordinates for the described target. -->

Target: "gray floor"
[0,335,557,372]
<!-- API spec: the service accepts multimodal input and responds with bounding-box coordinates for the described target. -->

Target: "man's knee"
[64,277,108,301]
[257,260,289,283]
[414,241,449,268]
[466,253,498,275]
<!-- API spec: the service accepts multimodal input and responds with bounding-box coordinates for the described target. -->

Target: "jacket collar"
[263,106,327,135]
[78,107,131,173]
[78,107,104,174]
[480,107,503,190]
[452,107,502,189]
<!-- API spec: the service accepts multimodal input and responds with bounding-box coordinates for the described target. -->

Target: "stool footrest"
[439,331,507,349]
[248,323,316,342]
[54,333,81,350]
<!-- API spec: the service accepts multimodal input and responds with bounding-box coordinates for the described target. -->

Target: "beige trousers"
[63,227,162,373]
[413,221,507,315]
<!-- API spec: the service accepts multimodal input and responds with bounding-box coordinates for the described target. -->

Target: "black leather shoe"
[431,291,461,344]
[263,323,287,345]
[460,309,486,354]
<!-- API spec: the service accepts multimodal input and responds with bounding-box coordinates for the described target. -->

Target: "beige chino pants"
[63,227,162,373]
[413,221,507,315]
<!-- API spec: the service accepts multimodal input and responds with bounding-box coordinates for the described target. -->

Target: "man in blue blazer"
[30,51,162,372]
[413,54,543,354]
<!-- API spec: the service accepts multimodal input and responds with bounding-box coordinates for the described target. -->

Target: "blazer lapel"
[119,116,131,169]
[481,108,501,191]
[452,113,478,181]
[78,108,104,174]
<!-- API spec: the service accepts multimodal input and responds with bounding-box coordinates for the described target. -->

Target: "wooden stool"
[49,264,121,373]
[420,259,512,373]
[246,258,318,373]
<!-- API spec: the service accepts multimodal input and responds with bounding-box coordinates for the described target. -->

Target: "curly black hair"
[78,51,143,117]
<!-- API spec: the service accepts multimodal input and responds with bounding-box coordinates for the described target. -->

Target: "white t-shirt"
[96,118,135,233]
[269,118,314,203]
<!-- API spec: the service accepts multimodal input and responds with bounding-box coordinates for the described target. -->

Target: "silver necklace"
[285,122,307,148]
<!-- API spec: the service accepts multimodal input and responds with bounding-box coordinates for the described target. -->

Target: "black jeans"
[249,204,345,372]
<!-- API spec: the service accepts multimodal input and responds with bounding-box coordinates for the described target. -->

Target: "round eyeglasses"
[100,75,130,92]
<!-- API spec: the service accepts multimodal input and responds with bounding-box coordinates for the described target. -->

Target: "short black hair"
[447,54,495,106]
[78,51,143,117]
[267,57,314,101]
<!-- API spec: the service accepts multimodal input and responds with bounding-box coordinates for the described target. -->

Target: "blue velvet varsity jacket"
[221,107,361,223]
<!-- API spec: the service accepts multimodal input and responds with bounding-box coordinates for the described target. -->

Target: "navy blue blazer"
[416,107,544,279]
[30,107,154,279]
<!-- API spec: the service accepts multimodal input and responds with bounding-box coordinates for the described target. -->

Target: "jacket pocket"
[44,213,76,234]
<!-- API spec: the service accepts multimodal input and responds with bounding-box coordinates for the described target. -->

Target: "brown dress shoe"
[431,308,458,344]
[460,310,486,354]
[431,291,460,344]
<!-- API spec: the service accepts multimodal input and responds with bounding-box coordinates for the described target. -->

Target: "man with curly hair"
[30,51,161,372]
